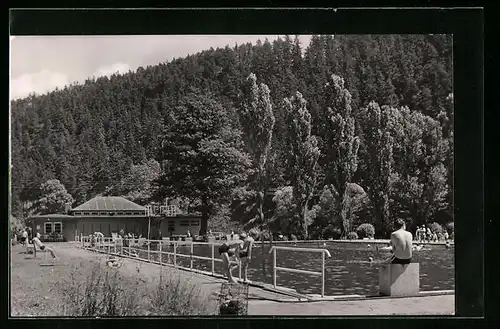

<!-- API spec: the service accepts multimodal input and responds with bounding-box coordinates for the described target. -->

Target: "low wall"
[254,239,454,246]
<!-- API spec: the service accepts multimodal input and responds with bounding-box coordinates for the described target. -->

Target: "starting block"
[379,263,420,297]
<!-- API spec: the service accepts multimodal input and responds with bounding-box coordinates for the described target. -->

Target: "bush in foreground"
[356,223,375,239]
[60,261,215,316]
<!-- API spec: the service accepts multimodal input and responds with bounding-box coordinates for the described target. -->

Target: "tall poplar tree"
[321,74,361,237]
[237,73,276,230]
[282,92,320,239]
[358,101,396,236]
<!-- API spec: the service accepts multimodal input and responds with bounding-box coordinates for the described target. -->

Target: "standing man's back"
[390,219,413,264]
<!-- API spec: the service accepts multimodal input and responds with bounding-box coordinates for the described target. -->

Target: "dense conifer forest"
[11,34,453,238]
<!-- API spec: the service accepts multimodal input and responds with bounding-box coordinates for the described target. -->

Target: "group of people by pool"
[217,229,258,283]
[415,225,450,243]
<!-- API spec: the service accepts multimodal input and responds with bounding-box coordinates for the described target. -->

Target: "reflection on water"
[147,242,454,296]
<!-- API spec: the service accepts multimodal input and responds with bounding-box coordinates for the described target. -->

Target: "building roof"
[71,196,146,212]
[30,214,75,219]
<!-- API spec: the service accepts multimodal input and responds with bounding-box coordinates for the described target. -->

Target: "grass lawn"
[10,243,95,316]
[10,243,218,317]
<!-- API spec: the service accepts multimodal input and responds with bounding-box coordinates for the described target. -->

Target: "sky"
[10,35,312,100]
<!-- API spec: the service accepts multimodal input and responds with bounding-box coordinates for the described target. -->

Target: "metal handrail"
[268,246,331,297]
[78,236,232,277]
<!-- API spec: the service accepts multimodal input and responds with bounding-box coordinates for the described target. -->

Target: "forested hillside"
[11,34,453,238]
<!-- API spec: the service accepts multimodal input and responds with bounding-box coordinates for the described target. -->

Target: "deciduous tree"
[237,73,276,230]
[321,74,361,237]
[282,92,321,239]
[155,92,252,235]
[33,179,74,215]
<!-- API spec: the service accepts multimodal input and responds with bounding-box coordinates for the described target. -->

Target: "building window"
[180,220,190,227]
[190,220,200,226]
[167,220,175,232]
[100,212,107,215]
[54,222,63,234]
[125,212,132,215]
[83,212,90,215]
[91,212,99,215]
[73,212,81,215]
[44,222,53,234]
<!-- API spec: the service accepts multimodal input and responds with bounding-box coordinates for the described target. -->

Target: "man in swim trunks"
[389,219,413,264]
[218,236,242,283]
[238,230,257,283]
[32,233,59,259]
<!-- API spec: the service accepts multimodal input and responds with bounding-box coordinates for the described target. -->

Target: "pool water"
[145,242,454,296]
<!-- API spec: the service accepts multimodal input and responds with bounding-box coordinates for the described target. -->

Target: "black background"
[6,6,489,329]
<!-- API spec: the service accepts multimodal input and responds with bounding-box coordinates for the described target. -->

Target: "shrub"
[151,271,214,316]
[219,299,246,315]
[429,222,444,235]
[290,234,298,241]
[446,222,454,237]
[259,231,271,241]
[60,260,215,316]
[322,225,342,240]
[356,223,375,239]
[347,232,359,240]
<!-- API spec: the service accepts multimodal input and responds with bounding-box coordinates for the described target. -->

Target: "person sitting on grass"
[219,236,242,283]
[387,219,413,265]
[32,233,59,259]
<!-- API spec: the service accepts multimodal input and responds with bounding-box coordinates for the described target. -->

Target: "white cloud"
[92,62,130,78]
[10,69,69,100]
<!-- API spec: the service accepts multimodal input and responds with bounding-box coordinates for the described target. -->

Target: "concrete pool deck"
[56,243,455,315]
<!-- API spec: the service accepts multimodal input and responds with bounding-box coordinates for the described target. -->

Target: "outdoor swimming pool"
[158,241,455,296]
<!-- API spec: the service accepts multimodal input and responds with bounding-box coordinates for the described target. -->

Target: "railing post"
[273,248,277,288]
[190,242,194,270]
[211,243,215,275]
[321,251,325,297]
[114,239,117,254]
[238,260,242,280]
[173,241,177,267]
[148,241,151,262]
[159,240,162,265]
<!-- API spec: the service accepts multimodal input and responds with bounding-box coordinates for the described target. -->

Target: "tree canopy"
[11,34,453,238]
